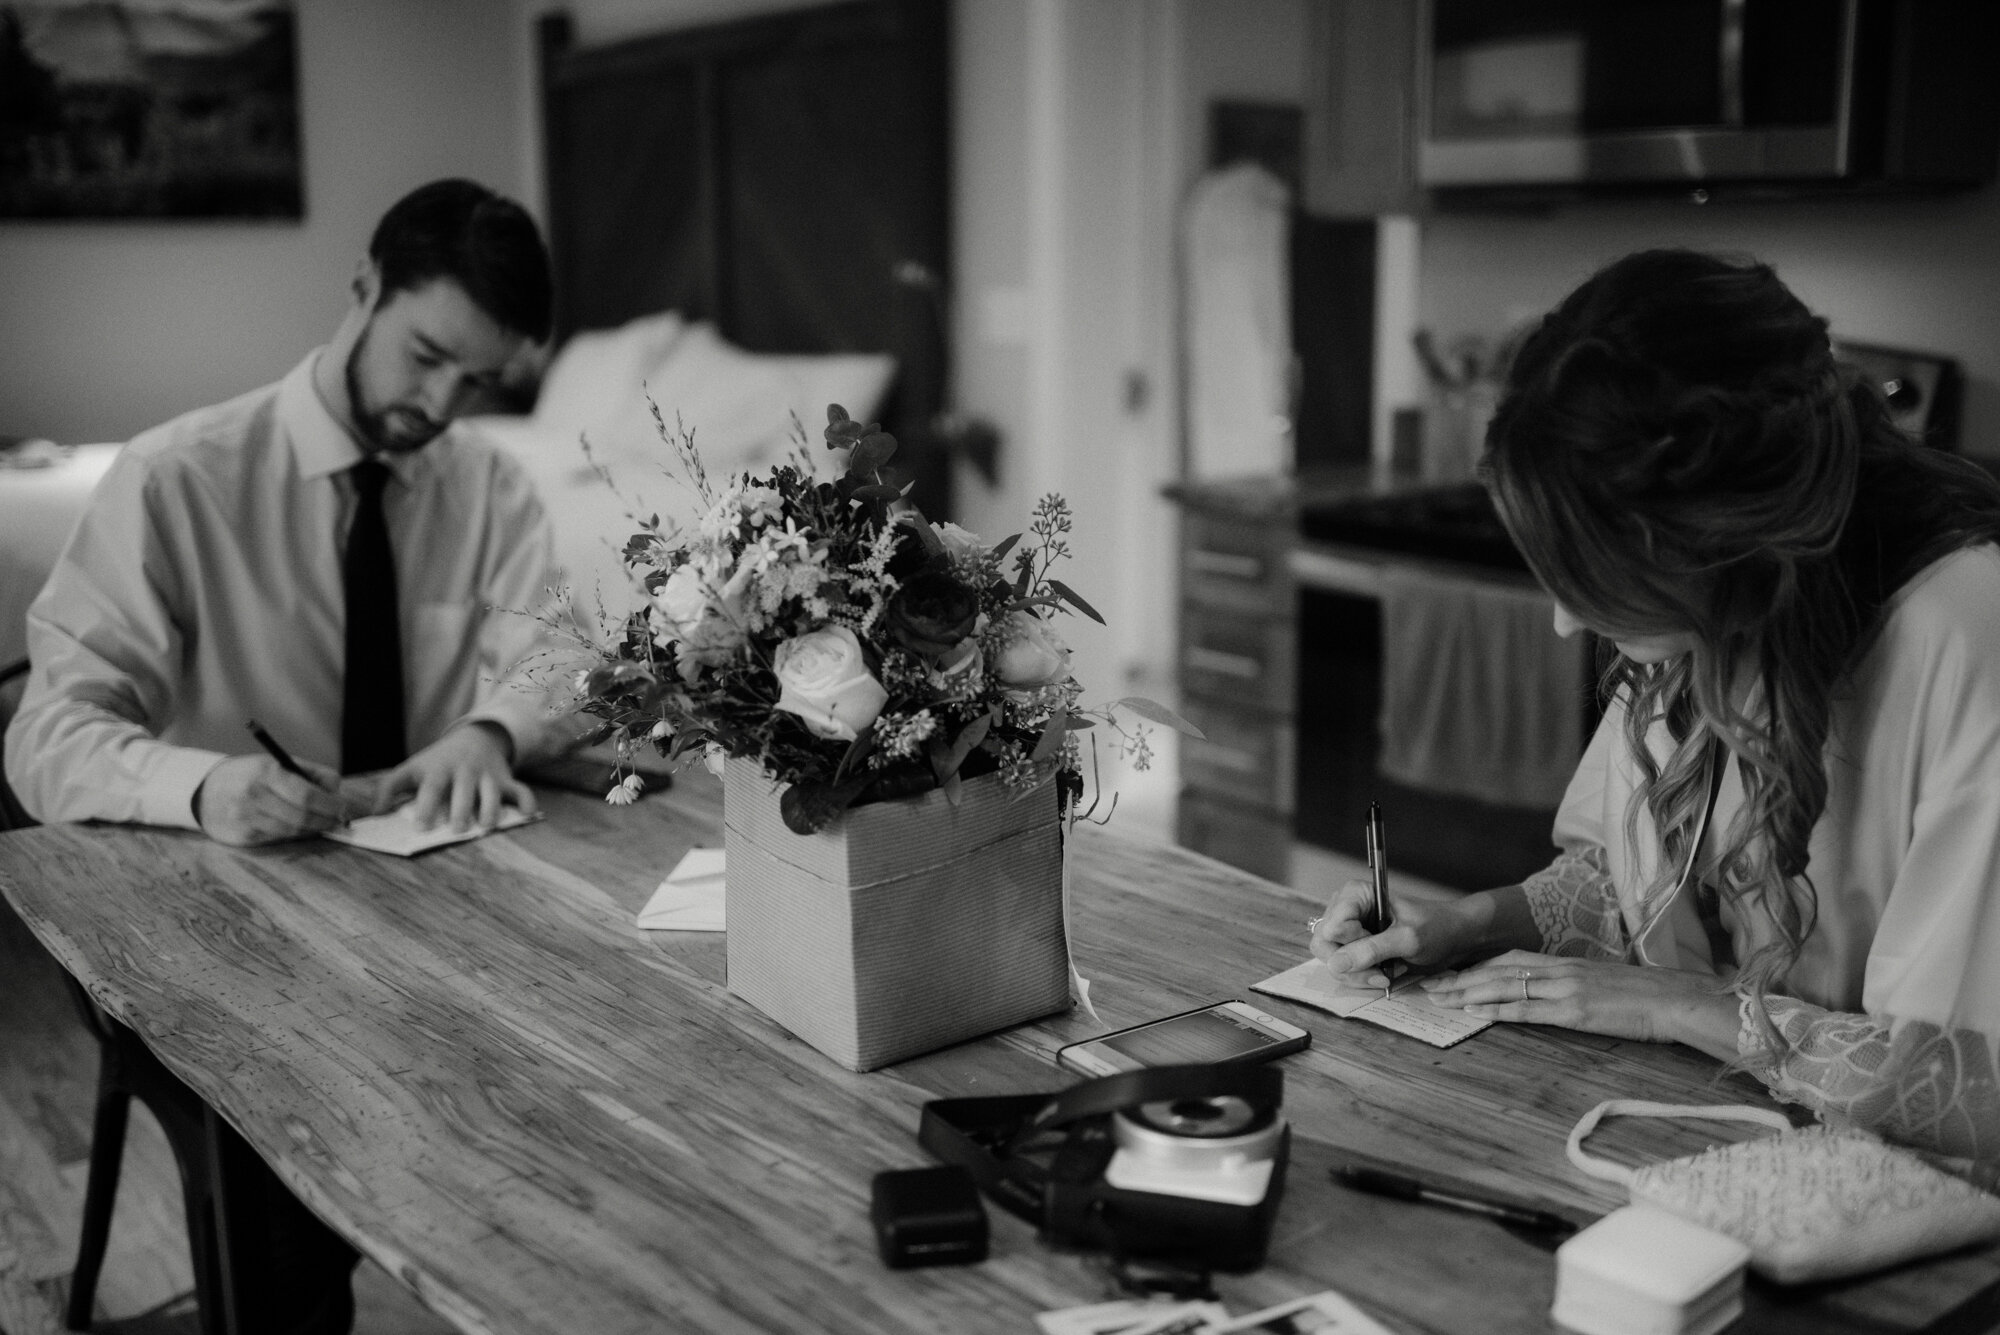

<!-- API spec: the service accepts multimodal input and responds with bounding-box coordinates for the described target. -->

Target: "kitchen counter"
[1166,469,1574,888]
[1169,468,1537,601]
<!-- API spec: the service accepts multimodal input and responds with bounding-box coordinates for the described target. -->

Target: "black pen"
[1331,1165,1577,1238]
[1366,802,1394,998]
[246,720,328,791]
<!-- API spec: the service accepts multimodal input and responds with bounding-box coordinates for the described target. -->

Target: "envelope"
[637,847,726,931]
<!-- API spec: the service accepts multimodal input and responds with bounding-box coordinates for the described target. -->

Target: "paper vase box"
[723,759,1070,1071]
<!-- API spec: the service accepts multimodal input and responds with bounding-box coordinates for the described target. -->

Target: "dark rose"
[885,570,981,656]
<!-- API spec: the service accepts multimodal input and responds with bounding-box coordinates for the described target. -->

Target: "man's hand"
[376,722,534,833]
[194,755,349,846]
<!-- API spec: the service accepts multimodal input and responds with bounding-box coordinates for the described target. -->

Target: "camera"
[919,1064,1289,1273]
[1105,1093,1284,1206]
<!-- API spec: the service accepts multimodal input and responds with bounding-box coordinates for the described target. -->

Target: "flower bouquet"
[573,405,1190,829]
[568,404,1194,1069]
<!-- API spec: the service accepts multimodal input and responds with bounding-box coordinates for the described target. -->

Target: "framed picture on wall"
[0,0,302,219]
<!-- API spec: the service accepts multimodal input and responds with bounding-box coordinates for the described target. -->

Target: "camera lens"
[1131,1095,1262,1138]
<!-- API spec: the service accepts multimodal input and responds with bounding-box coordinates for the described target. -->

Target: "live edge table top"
[1,776,1993,1335]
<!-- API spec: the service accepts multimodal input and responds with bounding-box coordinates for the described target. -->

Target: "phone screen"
[1094,1006,1286,1069]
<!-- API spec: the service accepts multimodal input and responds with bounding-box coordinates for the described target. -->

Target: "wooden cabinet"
[1172,488,1297,883]
[1302,0,1423,218]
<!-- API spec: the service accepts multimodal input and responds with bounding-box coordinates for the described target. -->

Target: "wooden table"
[1,777,1993,1335]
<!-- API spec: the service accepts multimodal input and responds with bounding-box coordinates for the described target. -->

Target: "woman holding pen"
[1310,249,2000,1169]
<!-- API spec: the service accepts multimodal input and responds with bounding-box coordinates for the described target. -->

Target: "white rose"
[652,556,755,668]
[992,610,1071,688]
[772,625,889,741]
[931,520,984,559]
[653,564,711,635]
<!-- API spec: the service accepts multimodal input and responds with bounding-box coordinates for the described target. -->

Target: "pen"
[1366,802,1393,998]
[1330,1165,1577,1238]
[246,720,327,790]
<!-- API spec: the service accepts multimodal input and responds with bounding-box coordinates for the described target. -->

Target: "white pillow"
[532,310,688,442]
[625,323,898,477]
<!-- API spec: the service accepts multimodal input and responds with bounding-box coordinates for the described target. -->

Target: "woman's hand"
[1418,949,1742,1059]
[1309,878,1480,988]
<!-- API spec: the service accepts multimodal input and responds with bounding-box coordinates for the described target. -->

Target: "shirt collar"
[280,350,445,486]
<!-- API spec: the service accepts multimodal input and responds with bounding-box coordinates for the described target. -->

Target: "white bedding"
[468,311,897,622]
[0,444,121,667]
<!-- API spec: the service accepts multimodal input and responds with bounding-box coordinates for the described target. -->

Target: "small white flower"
[604,773,646,806]
[703,742,727,778]
[648,719,672,740]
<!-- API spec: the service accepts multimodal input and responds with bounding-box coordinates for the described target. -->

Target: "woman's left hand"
[1418,949,1743,1060]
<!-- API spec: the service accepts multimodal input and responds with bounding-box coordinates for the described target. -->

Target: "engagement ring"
[1521,977,1530,1001]
[1306,916,1323,938]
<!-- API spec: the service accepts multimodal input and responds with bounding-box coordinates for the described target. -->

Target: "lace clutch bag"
[1566,1099,2000,1284]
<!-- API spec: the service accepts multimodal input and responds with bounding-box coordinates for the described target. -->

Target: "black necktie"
[341,459,406,773]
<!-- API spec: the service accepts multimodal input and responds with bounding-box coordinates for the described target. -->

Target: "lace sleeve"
[1520,846,1626,960]
[1743,994,2000,1163]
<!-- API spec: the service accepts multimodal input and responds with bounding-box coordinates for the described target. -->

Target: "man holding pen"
[5,178,566,845]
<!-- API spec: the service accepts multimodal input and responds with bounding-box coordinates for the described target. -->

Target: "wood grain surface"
[0,775,1993,1335]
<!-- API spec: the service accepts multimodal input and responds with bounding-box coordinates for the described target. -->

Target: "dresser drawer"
[1182,512,1292,617]
[1180,605,1295,710]
[1179,699,1293,815]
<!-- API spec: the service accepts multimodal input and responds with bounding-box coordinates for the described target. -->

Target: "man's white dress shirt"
[4,352,560,829]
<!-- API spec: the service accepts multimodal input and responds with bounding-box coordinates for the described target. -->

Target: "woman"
[1311,249,2000,1165]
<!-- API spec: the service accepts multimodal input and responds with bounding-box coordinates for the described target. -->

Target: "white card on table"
[1252,959,1492,1049]
[1212,1291,1395,1334]
[323,803,540,857]
[1035,1299,1230,1335]
[636,847,726,931]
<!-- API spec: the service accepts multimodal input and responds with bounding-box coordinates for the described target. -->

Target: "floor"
[0,892,454,1335]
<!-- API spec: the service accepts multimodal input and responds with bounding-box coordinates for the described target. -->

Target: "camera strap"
[918,1064,1283,1227]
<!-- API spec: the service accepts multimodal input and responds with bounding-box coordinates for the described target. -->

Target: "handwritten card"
[1212,1292,1395,1334]
[323,804,540,857]
[636,848,726,932]
[1035,1299,1230,1335]
[1252,959,1491,1049]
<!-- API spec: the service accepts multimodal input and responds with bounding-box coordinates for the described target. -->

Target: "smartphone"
[1055,1000,1311,1077]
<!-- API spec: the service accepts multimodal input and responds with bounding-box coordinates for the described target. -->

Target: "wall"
[0,0,528,446]
[951,0,1313,712]
[1417,187,2000,456]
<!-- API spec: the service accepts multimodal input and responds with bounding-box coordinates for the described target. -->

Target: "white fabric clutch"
[1567,1099,2000,1284]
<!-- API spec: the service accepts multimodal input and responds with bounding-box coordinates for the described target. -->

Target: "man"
[2,178,566,1335]
[5,177,565,841]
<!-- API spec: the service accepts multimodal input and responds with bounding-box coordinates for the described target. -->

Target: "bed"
[489,0,950,611]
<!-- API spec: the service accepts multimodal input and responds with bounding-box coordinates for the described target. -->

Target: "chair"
[62,980,227,1333]
[0,657,224,1333]
[0,658,29,830]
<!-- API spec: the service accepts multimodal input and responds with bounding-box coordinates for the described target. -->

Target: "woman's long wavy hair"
[1482,249,2000,1052]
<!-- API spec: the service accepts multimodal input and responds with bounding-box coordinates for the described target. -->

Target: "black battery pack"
[870,1165,988,1268]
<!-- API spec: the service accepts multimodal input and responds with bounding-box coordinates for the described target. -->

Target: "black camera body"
[919,1064,1289,1273]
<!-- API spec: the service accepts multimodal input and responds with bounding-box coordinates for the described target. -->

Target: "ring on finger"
[1306,916,1323,937]
[1520,976,1530,1001]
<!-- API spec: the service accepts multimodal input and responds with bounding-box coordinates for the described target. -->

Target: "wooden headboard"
[537,0,951,514]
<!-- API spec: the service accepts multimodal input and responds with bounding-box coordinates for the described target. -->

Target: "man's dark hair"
[368,179,553,344]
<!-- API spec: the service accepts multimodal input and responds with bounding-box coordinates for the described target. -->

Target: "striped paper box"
[723,759,1069,1071]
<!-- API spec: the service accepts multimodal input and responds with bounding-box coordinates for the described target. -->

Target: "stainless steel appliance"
[1419,0,1998,198]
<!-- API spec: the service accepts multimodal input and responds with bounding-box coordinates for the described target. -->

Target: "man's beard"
[345,318,445,453]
